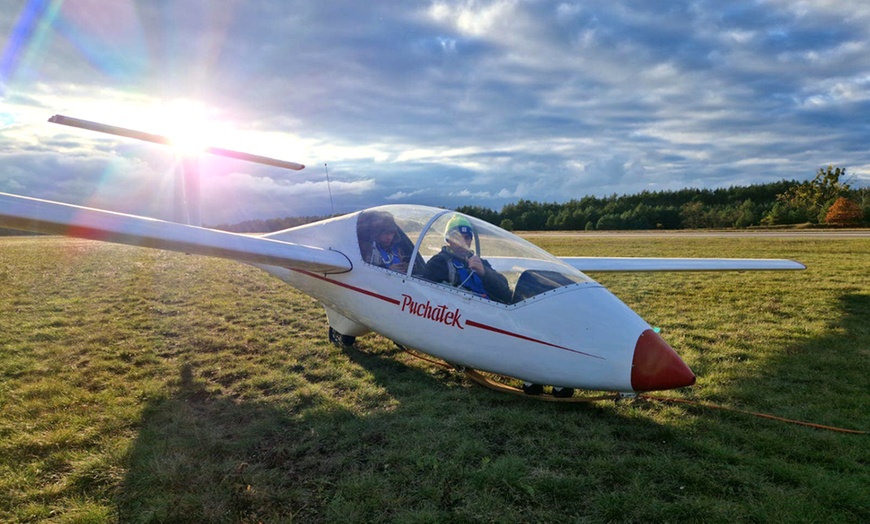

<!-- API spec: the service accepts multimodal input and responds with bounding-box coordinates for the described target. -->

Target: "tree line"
[457,167,868,231]
[2,167,866,236]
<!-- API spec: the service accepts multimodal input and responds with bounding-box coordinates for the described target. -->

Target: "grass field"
[1,234,868,523]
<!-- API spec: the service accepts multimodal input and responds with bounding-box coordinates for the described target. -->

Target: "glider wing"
[561,257,806,272]
[0,193,351,274]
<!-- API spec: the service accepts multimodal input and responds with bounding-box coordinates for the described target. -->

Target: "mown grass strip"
[1,235,868,523]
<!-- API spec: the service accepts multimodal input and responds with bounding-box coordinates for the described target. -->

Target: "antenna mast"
[324,163,335,215]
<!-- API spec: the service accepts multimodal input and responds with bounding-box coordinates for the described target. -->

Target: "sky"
[1,0,869,224]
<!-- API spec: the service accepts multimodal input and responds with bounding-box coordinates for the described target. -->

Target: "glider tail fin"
[47,114,306,228]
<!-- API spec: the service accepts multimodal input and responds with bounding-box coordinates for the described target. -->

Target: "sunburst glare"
[158,99,222,154]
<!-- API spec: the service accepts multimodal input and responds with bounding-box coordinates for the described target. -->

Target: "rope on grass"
[463,369,621,403]
[638,394,867,435]
[397,344,867,434]
[400,344,620,403]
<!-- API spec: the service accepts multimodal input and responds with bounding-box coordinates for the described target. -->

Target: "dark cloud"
[1,0,868,222]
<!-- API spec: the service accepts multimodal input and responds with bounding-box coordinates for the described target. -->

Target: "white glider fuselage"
[258,207,691,393]
[271,263,647,391]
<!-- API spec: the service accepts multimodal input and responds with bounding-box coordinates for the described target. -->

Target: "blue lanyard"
[451,259,488,298]
[376,243,401,266]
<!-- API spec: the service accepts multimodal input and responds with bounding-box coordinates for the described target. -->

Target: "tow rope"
[637,394,867,435]
[397,345,867,434]
[464,369,621,403]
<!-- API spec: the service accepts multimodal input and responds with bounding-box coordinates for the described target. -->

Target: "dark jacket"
[423,247,512,304]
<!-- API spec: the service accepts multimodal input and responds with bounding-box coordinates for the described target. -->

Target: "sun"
[159,99,223,154]
[63,96,262,158]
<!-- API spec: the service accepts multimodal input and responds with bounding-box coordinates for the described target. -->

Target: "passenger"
[423,215,512,303]
[362,211,410,272]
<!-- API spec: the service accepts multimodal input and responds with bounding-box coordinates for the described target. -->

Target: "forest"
[2,167,866,235]
[457,167,868,231]
[210,167,866,233]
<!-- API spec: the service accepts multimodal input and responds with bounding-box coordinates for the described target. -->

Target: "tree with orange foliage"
[824,196,864,226]
[772,166,851,223]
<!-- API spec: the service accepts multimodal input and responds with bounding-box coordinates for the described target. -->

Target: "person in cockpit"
[422,215,512,304]
[360,211,410,272]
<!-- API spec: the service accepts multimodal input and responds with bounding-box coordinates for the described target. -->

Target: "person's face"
[447,230,473,251]
[460,231,473,247]
[377,229,396,247]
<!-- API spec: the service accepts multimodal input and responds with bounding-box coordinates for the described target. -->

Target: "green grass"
[1,235,868,523]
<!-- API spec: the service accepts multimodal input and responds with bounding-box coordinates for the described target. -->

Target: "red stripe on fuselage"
[294,269,401,305]
[464,319,604,359]
[293,270,603,360]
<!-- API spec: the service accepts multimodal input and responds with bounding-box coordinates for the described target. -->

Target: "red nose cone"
[631,329,696,392]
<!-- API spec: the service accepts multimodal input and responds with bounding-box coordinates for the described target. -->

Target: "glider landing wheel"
[328,327,356,347]
[522,382,544,395]
[552,387,575,398]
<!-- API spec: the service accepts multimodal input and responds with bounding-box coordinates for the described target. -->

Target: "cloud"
[1,0,868,222]
[386,189,425,200]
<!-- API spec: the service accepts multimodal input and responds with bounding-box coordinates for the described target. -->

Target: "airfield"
[522,229,870,238]
[1,231,868,522]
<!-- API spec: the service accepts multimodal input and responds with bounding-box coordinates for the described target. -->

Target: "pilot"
[366,211,409,272]
[422,215,511,304]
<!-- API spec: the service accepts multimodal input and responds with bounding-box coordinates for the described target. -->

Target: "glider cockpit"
[354,205,592,306]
